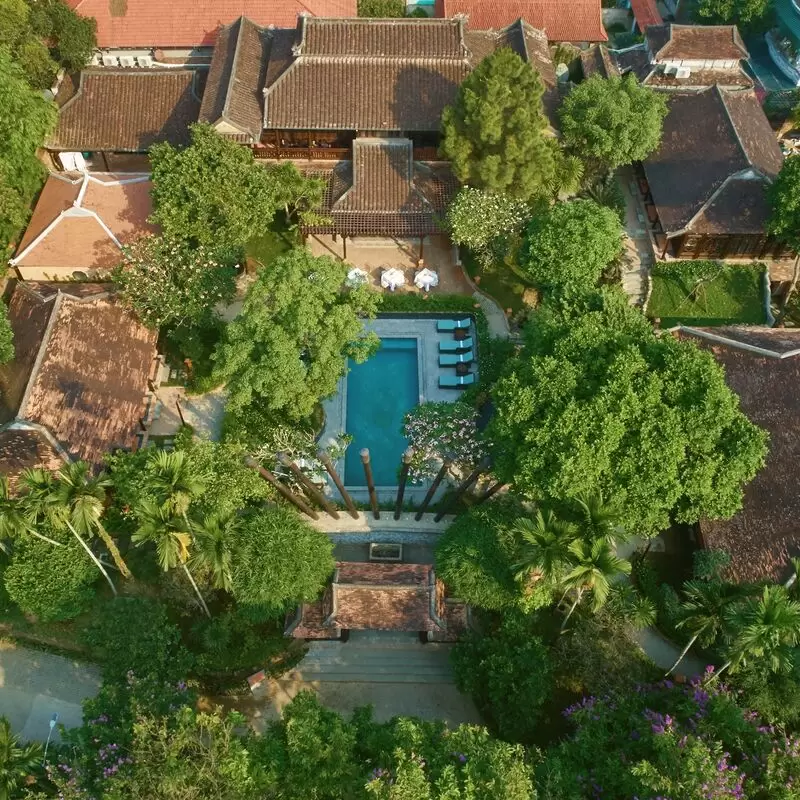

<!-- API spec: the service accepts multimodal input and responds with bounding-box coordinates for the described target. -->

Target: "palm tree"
[0,476,62,552]
[133,500,211,617]
[191,511,237,593]
[57,462,132,579]
[560,537,631,632]
[18,467,118,596]
[549,150,584,200]
[512,509,577,587]
[148,450,204,521]
[575,492,627,544]
[608,583,657,630]
[0,716,41,800]
[666,579,749,676]
[718,585,800,678]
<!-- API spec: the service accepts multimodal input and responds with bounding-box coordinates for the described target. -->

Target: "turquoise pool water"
[344,338,419,486]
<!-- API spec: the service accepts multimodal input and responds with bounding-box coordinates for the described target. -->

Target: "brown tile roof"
[263,17,556,133]
[630,0,662,29]
[580,44,620,79]
[12,173,155,274]
[68,0,357,50]
[0,427,66,490]
[645,24,748,62]
[305,140,458,237]
[643,65,753,89]
[642,87,783,236]
[680,328,800,584]
[0,283,157,465]
[48,70,202,153]
[199,16,270,141]
[435,0,607,42]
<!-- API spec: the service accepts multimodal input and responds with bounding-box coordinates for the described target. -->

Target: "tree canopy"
[149,124,324,250]
[696,0,771,26]
[487,289,768,537]
[559,74,668,172]
[228,506,335,619]
[441,48,556,201]
[768,155,800,254]
[0,299,14,364]
[213,248,380,420]
[519,199,623,293]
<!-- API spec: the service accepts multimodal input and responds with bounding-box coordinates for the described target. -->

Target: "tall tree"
[191,511,237,593]
[441,48,556,201]
[132,501,211,617]
[0,474,61,550]
[559,74,668,173]
[767,156,800,317]
[696,0,771,26]
[511,509,577,587]
[519,199,623,293]
[487,289,768,537]
[147,450,205,521]
[57,461,132,579]
[149,124,324,250]
[213,248,380,421]
[0,716,41,800]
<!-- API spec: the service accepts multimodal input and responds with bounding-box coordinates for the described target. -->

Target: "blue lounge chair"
[439,337,473,353]
[439,350,474,367]
[437,318,470,332]
[439,373,476,389]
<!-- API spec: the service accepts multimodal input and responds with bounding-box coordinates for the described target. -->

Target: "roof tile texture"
[0,429,65,490]
[630,0,662,29]
[646,23,748,61]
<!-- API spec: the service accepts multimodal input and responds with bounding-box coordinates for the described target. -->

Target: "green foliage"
[693,549,732,582]
[696,0,771,26]
[32,0,97,71]
[441,48,556,201]
[15,37,56,89]
[435,501,522,611]
[228,506,335,619]
[3,530,96,621]
[162,315,226,393]
[82,596,194,684]
[213,248,380,421]
[768,155,800,253]
[150,124,324,250]
[0,715,41,800]
[357,0,405,15]
[647,261,766,327]
[113,235,236,331]
[0,300,13,364]
[452,611,553,743]
[559,74,668,172]
[0,173,29,256]
[580,172,626,223]
[488,288,769,537]
[520,199,623,294]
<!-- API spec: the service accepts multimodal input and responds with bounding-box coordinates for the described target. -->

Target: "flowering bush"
[113,234,237,330]
[403,401,487,482]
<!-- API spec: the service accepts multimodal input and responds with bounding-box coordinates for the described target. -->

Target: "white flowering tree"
[403,401,487,482]
[445,187,532,268]
[113,235,238,330]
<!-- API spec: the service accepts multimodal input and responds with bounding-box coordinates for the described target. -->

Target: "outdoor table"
[456,362,470,376]
[454,328,469,341]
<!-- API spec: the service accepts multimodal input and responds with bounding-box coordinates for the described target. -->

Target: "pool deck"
[320,316,476,500]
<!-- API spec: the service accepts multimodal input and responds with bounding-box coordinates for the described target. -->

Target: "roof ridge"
[717,86,755,170]
[222,16,247,123]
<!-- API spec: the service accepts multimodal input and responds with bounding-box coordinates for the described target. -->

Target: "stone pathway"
[472,290,511,338]
[617,168,655,308]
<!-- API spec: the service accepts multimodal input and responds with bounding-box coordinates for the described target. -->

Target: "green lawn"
[245,213,299,269]
[647,261,766,327]
[461,248,532,314]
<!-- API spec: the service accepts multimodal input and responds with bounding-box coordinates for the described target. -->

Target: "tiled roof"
[645,24,748,61]
[12,173,155,273]
[0,427,66,491]
[199,16,270,141]
[643,65,753,88]
[263,16,556,132]
[0,283,157,465]
[68,0,357,49]
[630,0,662,30]
[580,44,620,79]
[642,87,783,236]
[434,0,606,42]
[680,328,800,584]
[48,69,202,152]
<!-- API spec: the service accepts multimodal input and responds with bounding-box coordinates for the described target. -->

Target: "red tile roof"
[435,0,606,42]
[630,0,662,30]
[70,0,357,50]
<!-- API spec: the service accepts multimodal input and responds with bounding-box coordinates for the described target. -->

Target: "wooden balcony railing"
[253,147,351,160]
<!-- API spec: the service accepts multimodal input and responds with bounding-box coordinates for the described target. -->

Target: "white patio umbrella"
[414,268,439,292]
[346,267,369,287]
[381,268,406,291]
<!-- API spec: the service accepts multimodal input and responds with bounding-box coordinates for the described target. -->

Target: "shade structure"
[380,267,406,291]
[414,268,439,291]
[346,267,369,287]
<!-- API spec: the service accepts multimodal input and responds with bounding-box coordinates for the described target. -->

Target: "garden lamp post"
[43,712,58,766]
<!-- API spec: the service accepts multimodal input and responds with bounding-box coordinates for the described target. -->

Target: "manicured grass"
[245,213,299,269]
[647,261,766,327]
[460,248,531,314]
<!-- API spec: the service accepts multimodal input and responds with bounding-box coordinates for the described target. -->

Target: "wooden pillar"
[317,450,359,519]
[394,448,413,520]
[342,235,347,261]
[419,236,425,262]
[415,460,451,521]
[360,448,380,520]
[434,459,489,522]
[278,453,340,519]
[473,480,506,507]
[243,456,319,520]
[175,398,186,427]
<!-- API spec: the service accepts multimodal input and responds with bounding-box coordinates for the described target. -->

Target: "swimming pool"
[344,338,419,486]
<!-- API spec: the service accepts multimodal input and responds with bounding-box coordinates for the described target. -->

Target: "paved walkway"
[473,290,512,338]
[148,385,227,441]
[618,167,655,307]
[0,640,100,742]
